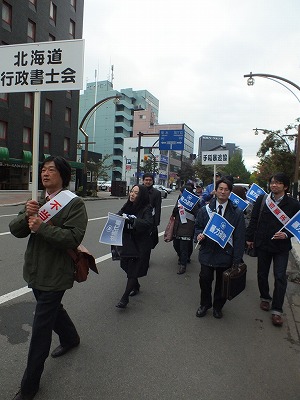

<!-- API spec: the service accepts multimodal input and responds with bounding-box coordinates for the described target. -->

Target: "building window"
[2,2,12,27]
[44,132,51,151]
[64,137,70,155]
[27,19,36,41]
[49,33,55,41]
[65,107,71,126]
[45,99,52,118]
[0,120,7,139]
[0,93,8,103]
[69,19,75,38]
[24,93,33,110]
[70,0,76,10]
[50,2,57,24]
[23,127,31,144]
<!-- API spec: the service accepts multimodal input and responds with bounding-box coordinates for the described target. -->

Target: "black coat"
[246,194,300,253]
[172,200,199,238]
[147,186,162,227]
[118,205,154,278]
[194,199,246,267]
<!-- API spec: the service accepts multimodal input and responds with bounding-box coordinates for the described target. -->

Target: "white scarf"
[38,190,77,223]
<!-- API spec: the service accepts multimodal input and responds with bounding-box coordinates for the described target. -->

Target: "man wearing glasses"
[246,172,300,327]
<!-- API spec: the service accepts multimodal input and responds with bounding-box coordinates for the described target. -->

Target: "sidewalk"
[0,190,121,207]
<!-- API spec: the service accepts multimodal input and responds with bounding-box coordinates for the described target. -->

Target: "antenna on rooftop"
[110,64,114,86]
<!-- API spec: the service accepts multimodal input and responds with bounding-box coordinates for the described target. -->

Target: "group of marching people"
[170,172,300,325]
[114,170,300,329]
[8,155,300,399]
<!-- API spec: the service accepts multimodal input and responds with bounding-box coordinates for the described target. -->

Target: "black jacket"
[118,205,154,278]
[147,186,162,227]
[172,200,199,238]
[194,199,246,267]
[246,193,300,253]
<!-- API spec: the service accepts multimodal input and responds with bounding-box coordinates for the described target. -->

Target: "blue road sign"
[159,130,185,150]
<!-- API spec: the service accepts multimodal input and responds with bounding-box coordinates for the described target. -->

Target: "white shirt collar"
[216,200,228,215]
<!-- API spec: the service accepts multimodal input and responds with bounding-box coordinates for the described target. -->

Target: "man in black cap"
[202,172,222,203]
[142,173,162,248]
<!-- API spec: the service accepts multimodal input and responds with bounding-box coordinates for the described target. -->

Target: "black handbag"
[111,232,139,261]
[245,246,257,257]
[222,262,247,300]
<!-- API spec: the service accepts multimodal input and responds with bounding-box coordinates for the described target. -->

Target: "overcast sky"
[82,0,300,171]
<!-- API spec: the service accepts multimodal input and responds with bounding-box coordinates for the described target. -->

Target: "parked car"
[160,185,172,194]
[233,183,250,190]
[153,184,168,198]
[97,180,106,190]
[99,181,112,191]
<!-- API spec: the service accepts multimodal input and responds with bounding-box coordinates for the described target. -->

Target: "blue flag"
[203,213,234,248]
[99,212,125,245]
[178,188,200,211]
[229,192,249,211]
[246,183,267,203]
[282,210,300,243]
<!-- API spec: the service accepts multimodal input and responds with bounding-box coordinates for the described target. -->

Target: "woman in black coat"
[116,184,154,308]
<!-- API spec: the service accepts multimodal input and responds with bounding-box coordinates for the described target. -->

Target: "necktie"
[218,205,223,215]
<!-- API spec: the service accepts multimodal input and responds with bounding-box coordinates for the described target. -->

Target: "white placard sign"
[201,150,229,165]
[0,39,84,92]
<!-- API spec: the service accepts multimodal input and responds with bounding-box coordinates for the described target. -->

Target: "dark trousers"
[199,264,228,310]
[173,238,193,267]
[21,289,79,395]
[151,226,159,249]
[257,249,289,313]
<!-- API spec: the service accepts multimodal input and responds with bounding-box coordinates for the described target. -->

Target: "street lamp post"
[253,128,295,152]
[244,72,300,198]
[79,94,121,196]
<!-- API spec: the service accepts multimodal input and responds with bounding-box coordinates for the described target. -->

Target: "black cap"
[215,172,222,177]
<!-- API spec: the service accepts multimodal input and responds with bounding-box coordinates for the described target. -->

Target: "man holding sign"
[9,156,88,400]
[195,178,246,319]
[246,172,300,327]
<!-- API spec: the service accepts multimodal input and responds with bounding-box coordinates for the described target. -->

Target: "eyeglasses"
[270,181,284,186]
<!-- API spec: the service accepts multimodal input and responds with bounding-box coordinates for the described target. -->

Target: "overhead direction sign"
[0,39,84,92]
[159,129,185,151]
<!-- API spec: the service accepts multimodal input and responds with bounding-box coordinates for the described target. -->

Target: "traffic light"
[144,155,148,161]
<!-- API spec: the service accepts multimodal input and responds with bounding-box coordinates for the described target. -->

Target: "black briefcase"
[222,263,247,301]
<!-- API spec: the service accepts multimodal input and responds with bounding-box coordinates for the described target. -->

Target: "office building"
[0,0,84,190]
[78,80,159,181]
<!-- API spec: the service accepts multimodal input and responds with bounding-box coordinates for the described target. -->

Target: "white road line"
[0,232,166,305]
[0,205,174,236]
[0,287,32,305]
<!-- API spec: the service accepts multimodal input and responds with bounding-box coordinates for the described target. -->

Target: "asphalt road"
[1,193,300,400]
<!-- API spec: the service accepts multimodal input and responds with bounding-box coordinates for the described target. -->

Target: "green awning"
[69,161,84,169]
[0,147,9,161]
[43,153,51,160]
[22,150,32,164]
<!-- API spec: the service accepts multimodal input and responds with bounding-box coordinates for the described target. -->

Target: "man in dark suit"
[246,172,300,327]
[195,177,246,319]
[142,173,162,249]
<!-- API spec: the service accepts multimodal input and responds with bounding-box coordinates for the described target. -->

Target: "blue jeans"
[173,238,193,267]
[257,249,289,313]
